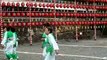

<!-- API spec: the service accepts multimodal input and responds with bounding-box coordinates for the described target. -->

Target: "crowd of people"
[0,23,59,60]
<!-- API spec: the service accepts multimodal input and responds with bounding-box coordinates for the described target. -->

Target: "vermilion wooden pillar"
[0,0,3,43]
[94,0,97,40]
[74,0,78,41]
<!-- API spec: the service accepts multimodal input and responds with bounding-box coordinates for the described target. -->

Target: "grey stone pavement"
[1,38,107,60]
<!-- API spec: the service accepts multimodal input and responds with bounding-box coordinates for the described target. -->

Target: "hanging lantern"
[80,13,82,17]
[69,22,72,25]
[81,21,84,25]
[54,22,58,26]
[70,4,73,8]
[42,3,45,7]
[58,22,62,25]
[91,21,93,25]
[50,3,54,8]
[2,2,6,6]
[60,13,63,16]
[26,3,30,7]
[87,21,90,25]
[105,14,107,17]
[18,22,21,26]
[105,21,107,24]
[9,23,13,26]
[72,22,75,25]
[59,4,62,8]
[85,5,88,9]
[104,14,106,17]
[12,13,16,16]
[41,13,45,17]
[21,13,25,16]
[64,13,67,17]
[56,13,59,16]
[7,13,11,17]
[75,21,78,25]
[35,22,39,26]
[21,2,25,7]
[100,21,102,24]
[2,13,6,17]
[70,13,73,17]
[45,13,49,17]
[12,2,15,7]
[26,22,29,26]
[51,22,55,25]
[94,21,97,25]
[95,6,99,9]
[103,21,105,24]
[84,21,88,25]
[83,14,86,17]
[56,4,59,8]
[46,3,49,7]
[69,22,71,25]
[30,3,33,7]
[0,13,2,16]
[98,21,101,24]
[76,13,79,17]
[48,3,51,8]
[31,13,34,17]
[34,3,37,7]
[35,13,38,17]
[63,4,67,8]
[89,14,91,17]
[78,21,81,25]
[14,23,17,26]
[16,12,20,16]
[49,13,53,17]
[95,13,98,17]
[27,13,30,16]
[86,13,88,17]
[16,2,20,7]
[31,22,35,26]
[3,23,7,27]
[76,5,79,8]
[38,13,41,16]
[62,22,65,25]
[7,2,11,6]
[66,21,70,25]
[67,13,70,17]
[39,3,42,7]
[67,4,69,8]
[39,22,43,26]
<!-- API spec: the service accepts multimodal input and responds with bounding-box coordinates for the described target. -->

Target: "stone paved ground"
[1,38,107,60]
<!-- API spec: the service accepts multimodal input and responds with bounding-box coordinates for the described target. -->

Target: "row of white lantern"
[1,2,107,9]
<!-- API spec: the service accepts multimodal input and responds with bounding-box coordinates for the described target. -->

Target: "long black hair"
[11,27,15,33]
[6,27,11,31]
[43,22,50,27]
[47,27,53,33]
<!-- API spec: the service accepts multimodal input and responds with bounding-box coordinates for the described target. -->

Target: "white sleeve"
[13,33,16,44]
[1,32,7,46]
[48,34,59,50]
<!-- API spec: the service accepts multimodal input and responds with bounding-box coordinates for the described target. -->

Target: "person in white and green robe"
[11,28,19,60]
[1,27,18,60]
[41,22,50,56]
[43,27,59,60]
